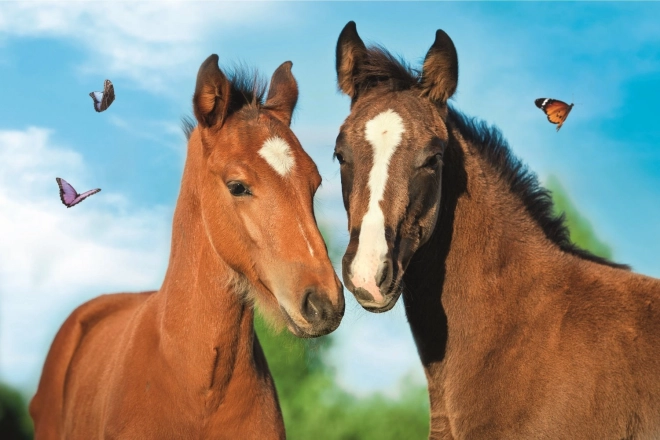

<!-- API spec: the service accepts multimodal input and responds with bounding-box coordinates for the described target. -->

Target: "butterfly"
[56,177,101,208]
[89,79,115,112]
[535,98,574,131]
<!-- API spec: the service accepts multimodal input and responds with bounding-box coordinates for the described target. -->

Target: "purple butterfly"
[56,177,101,208]
[89,79,115,112]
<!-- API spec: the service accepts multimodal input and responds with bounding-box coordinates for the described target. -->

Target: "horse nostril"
[375,260,391,290]
[353,287,374,302]
[301,288,330,325]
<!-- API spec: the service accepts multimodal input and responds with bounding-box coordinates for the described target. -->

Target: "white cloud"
[0,127,171,390]
[0,1,290,92]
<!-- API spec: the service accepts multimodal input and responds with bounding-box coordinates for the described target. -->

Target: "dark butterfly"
[89,79,115,112]
[535,98,574,131]
[56,177,101,208]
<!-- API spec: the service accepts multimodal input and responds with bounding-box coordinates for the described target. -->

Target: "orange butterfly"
[535,98,574,131]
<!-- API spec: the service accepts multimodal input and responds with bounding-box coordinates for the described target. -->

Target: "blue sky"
[1,2,659,398]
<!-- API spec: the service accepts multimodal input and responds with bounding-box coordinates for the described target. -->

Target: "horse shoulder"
[30,291,153,439]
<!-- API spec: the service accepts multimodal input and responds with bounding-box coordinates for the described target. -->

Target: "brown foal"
[30,55,344,439]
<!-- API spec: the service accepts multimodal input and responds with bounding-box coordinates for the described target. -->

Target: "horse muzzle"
[280,281,345,338]
[342,254,403,313]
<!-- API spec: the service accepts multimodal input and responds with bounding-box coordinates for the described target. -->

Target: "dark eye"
[334,152,346,165]
[227,181,251,197]
[423,153,443,169]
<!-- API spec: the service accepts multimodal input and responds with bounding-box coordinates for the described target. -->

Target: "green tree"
[546,175,614,259]
[255,315,429,440]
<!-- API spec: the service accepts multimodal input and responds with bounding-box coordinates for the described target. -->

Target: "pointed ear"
[421,30,458,104]
[264,61,298,126]
[193,54,232,128]
[336,21,367,99]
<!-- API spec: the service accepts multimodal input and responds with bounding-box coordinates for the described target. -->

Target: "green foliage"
[545,175,614,259]
[254,316,429,440]
[0,382,33,440]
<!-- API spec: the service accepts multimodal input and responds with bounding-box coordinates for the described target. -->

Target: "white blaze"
[259,136,295,176]
[350,109,405,302]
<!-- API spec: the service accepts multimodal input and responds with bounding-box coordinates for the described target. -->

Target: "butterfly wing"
[56,177,80,207]
[69,188,101,208]
[89,80,115,112]
[56,177,100,208]
[101,80,115,112]
[89,91,104,112]
[534,98,554,109]
[535,98,574,131]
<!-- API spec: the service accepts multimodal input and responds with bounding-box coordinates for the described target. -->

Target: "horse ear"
[264,61,298,126]
[421,30,458,104]
[193,54,232,128]
[336,21,367,99]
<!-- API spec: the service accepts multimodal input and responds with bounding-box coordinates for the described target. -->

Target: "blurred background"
[1,2,659,438]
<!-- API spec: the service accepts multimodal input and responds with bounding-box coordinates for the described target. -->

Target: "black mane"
[181,64,267,140]
[357,45,628,269]
[448,110,628,269]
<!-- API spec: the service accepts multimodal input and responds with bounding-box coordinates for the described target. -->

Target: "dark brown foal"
[334,21,660,439]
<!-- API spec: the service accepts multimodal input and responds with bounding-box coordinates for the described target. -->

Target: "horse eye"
[334,152,346,165]
[424,153,443,169]
[227,181,251,197]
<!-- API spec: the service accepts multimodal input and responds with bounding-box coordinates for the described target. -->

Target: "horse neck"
[155,156,259,393]
[403,126,573,367]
